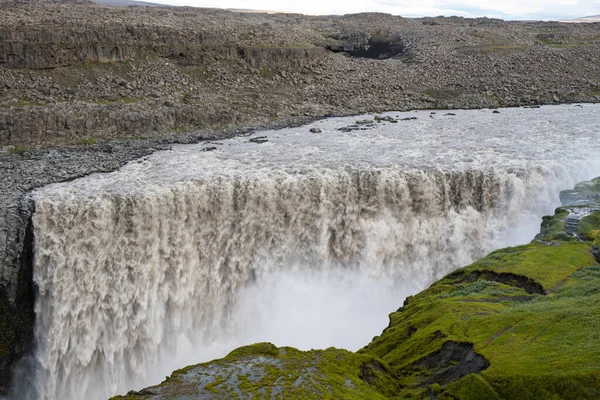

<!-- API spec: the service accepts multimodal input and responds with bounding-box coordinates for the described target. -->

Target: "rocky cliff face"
[1,2,600,146]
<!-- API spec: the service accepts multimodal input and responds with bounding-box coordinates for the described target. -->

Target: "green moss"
[445,374,502,400]
[7,145,26,155]
[113,344,397,399]
[538,207,571,241]
[225,342,280,359]
[544,43,586,49]
[77,137,97,145]
[575,177,600,193]
[579,211,600,241]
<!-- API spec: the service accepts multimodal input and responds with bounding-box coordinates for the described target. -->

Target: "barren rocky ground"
[1,0,600,146]
[0,0,599,394]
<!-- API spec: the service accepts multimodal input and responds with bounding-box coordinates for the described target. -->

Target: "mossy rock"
[111,343,400,400]
[578,211,600,242]
[560,177,600,206]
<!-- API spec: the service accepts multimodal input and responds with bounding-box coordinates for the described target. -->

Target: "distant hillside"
[93,0,169,7]
[92,0,281,12]
[561,15,600,23]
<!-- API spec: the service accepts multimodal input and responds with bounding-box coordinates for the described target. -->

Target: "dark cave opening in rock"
[327,39,406,60]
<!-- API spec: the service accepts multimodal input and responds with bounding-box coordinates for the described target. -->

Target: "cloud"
[156,0,600,20]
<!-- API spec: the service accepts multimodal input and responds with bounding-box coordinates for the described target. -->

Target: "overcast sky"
[150,0,600,20]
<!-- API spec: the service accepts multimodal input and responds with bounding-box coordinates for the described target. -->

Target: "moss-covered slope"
[113,178,600,400]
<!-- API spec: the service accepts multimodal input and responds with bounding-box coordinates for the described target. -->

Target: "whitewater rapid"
[18,105,600,400]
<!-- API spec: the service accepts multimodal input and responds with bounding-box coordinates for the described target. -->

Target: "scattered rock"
[416,341,490,385]
[249,136,269,144]
[375,116,397,123]
[310,128,322,133]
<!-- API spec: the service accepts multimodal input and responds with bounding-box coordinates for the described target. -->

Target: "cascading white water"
[21,105,600,400]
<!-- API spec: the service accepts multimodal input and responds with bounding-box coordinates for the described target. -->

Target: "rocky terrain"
[113,178,600,399]
[1,0,600,394]
[1,0,600,146]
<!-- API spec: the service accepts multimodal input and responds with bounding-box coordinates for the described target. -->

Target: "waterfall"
[16,105,600,399]
[24,165,586,400]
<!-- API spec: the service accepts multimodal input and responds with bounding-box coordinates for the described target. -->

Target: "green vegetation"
[538,207,570,240]
[579,211,600,243]
[9,99,43,107]
[544,43,586,49]
[7,146,26,155]
[575,177,600,196]
[76,137,97,145]
[90,97,140,105]
[560,177,600,206]
[112,178,600,399]
[113,344,398,399]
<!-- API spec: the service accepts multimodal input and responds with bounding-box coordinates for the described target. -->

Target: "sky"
[147,0,600,20]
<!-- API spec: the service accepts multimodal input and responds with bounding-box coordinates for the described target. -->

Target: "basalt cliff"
[1,0,600,146]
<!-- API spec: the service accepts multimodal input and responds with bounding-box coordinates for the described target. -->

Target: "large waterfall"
[18,105,600,400]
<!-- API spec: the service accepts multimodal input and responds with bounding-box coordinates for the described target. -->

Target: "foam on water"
[16,105,600,400]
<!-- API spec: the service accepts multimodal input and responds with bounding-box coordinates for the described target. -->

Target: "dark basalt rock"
[0,200,35,394]
[416,341,490,386]
[249,136,268,144]
[451,270,546,295]
[346,39,406,60]
[358,360,388,384]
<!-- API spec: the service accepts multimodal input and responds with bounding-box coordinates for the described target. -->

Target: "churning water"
[17,105,600,399]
